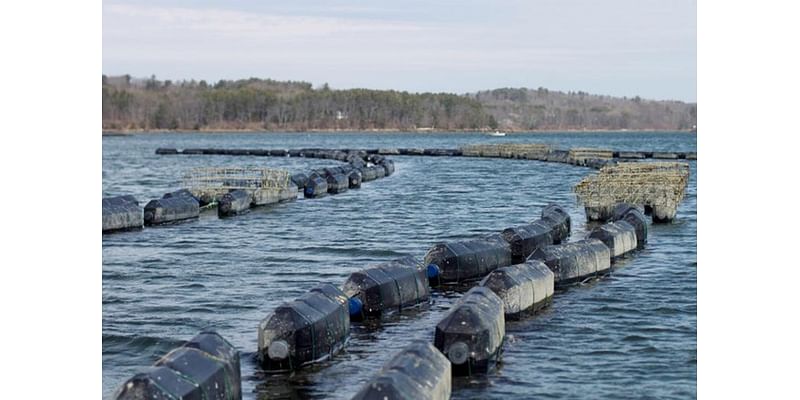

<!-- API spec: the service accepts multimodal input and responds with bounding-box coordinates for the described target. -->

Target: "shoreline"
[103,128,696,136]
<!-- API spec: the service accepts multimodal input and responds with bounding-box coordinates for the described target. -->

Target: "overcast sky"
[103,0,696,102]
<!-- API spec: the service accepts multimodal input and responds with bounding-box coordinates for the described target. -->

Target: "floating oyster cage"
[460,144,617,163]
[183,167,292,202]
[461,143,552,158]
[567,147,614,161]
[574,162,690,219]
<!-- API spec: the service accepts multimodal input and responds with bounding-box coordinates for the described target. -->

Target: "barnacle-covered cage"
[182,167,293,205]
[567,147,614,162]
[574,162,690,222]
[461,143,552,158]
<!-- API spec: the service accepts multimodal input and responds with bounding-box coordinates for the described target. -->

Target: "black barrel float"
[333,151,349,161]
[290,173,309,189]
[257,283,350,371]
[113,331,241,400]
[162,189,215,207]
[342,256,430,321]
[143,195,200,226]
[366,154,384,164]
[347,170,362,189]
[321,166,345,177]
[251,185,298,206]
[155,148,178,155]
[373,165,386,179]
[218,189,251,218]
[530,239,611,286]
[347,154,367,168]
[611,203,648,249]
[479,260,554,320]
[304,174,329,198]
[308,168,325,178]
[424,234,513,284]
[540,204,571,243]
[351,341,451,400]
[586,220,638,259]
[584,204,616,222]
[162,188,199,201]
[359,166,378,182]
[350,158,367,169]
[652,151,679,159]
[434,286,505,375]
[102,195,143,233]
[326,173,349,194]
[617,151,646,159]
[269,149,287,157]
[501,221,554,264]
[380,159,395,176]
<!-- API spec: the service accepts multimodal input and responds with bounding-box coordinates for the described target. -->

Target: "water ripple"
[103,132,696,399]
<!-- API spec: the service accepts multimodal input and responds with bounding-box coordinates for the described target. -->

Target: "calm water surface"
[103,132,697,399]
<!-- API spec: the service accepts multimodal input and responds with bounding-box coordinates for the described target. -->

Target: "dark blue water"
[102,132,696,399]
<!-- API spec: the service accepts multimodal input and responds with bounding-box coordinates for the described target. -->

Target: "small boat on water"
[487,131,507,137]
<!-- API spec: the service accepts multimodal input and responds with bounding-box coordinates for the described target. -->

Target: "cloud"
[104,4,427,39]
[102,1,696,101]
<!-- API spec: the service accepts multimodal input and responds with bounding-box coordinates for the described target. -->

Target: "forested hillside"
[472,88,696,131]
[102,75,696,131]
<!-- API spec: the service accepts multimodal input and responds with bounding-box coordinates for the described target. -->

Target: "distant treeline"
[102,75,696,131]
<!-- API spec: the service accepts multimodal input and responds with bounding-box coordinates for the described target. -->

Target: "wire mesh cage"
[567,148,614,161]
[574,162,690,218]
[461,143,552,157]
[182,167,292,203]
